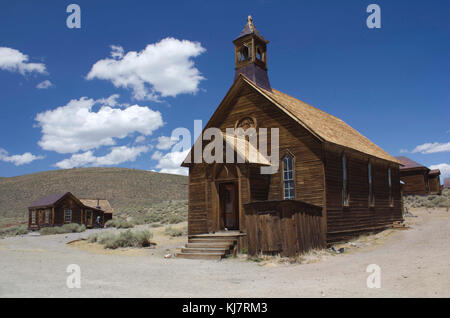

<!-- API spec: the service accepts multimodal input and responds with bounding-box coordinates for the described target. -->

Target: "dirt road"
[0,208,449,297]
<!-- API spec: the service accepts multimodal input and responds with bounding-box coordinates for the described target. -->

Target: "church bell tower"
[233,16,271,91]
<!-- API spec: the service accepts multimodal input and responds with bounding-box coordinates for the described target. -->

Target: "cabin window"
[388,168,393,207]
[342,154,349,206]
[368,162,374,206]
[31,210,36,224]
[283,155,295,200]
[45,209,51,224]
[64,209,72,223]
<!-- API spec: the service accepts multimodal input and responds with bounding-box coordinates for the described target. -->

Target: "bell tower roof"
[234,15,268,43]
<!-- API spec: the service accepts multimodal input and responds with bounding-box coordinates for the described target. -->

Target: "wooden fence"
[244,200,325,257]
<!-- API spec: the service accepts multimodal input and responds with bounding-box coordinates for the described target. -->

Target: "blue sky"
[0,0,448,178]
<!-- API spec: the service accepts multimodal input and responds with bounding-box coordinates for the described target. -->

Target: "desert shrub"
[104,218,134,229]
[164,226,184,237]
[62,223,86,233]
[87,229,153,249]
[165,214,185,224]
[404,191,450,209]
[40,223,86,235]
[0,225,28,238]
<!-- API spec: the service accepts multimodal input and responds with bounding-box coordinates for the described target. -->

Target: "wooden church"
[177,17,403,259]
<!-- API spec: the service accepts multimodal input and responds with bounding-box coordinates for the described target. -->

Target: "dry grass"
[248,249,332,266]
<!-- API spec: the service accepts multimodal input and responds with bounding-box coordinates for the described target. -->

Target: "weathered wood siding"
[399,170,428,195]
[244,200,325,256]
[187,165,209,235]
[214,85,324,206]
[325,144,403,243]
[53,196,84,225]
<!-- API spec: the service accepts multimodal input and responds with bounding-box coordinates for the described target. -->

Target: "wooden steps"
[176,232,242,260]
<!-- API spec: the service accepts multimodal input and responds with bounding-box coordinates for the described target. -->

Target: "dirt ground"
[0,208,449,298]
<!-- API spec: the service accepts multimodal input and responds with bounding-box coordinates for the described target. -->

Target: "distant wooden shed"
[395,156,441,195]
[428,169,441,195]
[28,192,113,230]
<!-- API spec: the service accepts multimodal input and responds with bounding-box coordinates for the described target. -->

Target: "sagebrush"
[87,229,153,249]
[404,189,450,209]
[0,225,28,238]
[40,223,86,235]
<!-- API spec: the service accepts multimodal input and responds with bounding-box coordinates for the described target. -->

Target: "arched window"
[368,162,374,206]
[342,154,349,206]
[283,155,294,200]
[388,167,393,207]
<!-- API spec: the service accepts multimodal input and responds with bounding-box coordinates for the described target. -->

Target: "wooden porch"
[244,200,326,257]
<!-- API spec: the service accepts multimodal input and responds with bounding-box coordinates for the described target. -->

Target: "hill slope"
[0,168,188,222]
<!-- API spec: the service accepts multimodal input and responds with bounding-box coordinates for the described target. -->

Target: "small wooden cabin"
[179,17,403,258]
[28,192,114,230]
[428,169,441,195]
[395,156,441,195]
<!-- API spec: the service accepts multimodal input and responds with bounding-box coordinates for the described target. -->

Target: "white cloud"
[152,149,189,176]
[430,163,450,178]
[86,38,206,100]
[134,135,146,144]
[156,135,179,150]
[0,148,44,166]
[0,47,47,75]
[110,45,124,59]
[399,149,408,154]
[151,150,163,160]
[36,80,52,89]
[412,142,450,154]
[55,145,149,169]
[35,95,163,154]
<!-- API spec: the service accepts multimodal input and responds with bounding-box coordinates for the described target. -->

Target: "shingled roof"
[394,156,429,170]
[243,76,401,164]
[234,15,267,42]
[29,192,69,208]
[79,199,114,214]
[429,169,441,176]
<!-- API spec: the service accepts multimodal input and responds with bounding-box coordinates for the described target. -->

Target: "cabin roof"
[395,156,429,170]
[28,192,69,209]
[429,169,441,176]
[79,199,114,214]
